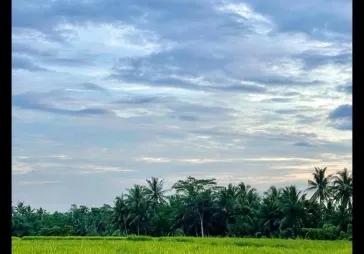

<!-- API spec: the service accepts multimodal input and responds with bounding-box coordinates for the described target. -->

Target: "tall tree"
[279,186,306,238]
[172,177,217,237]
[215,184,239,235]
[145,177,168,215]
[231,182,260,236]
[331,168,352,209]
[125,185,149,235]
[259,186,282,236]
[113,194,130,235]
[306,167,332,204]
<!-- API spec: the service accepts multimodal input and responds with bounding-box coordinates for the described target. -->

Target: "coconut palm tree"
[113,194,130,235]
[215,183,239,235]
[259,186,282,236]
[145,177,168,215]
[331,168,352,209]
[237,182,256,199]
[306,167,333,204]
[227,182,260,236]
[125,185,149,235]
[279,186,307,238]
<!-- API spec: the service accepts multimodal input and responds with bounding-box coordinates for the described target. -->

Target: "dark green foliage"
[12,168,352,240]
[347,224,352,235]
[39,225,73,236]
[339,231,348,240]
[255,232,262,238]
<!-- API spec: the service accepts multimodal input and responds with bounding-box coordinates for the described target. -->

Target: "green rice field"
[12,236,352,254]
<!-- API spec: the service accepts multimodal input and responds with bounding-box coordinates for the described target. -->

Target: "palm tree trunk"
[137,220,140,235]
[225,216,229,236]
[199,212,204,237]
[123,217,128,235]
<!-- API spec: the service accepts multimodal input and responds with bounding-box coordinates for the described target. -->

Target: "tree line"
[12,167,352,240]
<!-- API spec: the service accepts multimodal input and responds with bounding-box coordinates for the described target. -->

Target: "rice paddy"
[12,236,352,254]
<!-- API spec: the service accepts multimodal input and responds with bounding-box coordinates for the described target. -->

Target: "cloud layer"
[12,0,352,211]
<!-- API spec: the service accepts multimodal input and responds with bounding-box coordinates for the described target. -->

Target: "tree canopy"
[12,170,352,240]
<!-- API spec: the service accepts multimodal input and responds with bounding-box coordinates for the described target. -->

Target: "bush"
[39,225,74,236]
[173,228,185,237]
[322,224,338,240]
[305,229,318,240]
[255,232,262,238]
[301,228,309,238]
[279,228,293,239]
[347,224,352,235]
[112,230,121,236]
[302,225,339,240]
[339,231,348,240]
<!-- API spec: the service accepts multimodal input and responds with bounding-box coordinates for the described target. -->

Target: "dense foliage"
[12,168,352,240]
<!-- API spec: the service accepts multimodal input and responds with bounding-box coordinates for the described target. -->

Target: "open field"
[12,236,352,254]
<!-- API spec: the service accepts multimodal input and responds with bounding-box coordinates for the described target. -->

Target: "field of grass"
[12,236,352,254]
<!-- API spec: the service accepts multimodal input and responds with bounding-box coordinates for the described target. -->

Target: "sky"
[12,0,352,212]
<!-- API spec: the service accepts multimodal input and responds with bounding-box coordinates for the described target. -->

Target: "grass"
[12,236,352,254]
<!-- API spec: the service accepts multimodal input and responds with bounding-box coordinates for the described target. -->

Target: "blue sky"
[12,0,352,211]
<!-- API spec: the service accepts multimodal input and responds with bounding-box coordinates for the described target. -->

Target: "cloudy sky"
[12,0,352,211]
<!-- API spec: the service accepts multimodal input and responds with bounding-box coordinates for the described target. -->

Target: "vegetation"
[12,168,352,241]
[12,237,352,254]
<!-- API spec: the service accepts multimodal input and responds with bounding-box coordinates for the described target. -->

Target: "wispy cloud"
[12,161,32,175]
[18,181,61,185]
[12,0,351,210]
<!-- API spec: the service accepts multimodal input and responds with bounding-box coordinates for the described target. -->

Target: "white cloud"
[12,161,32,175]
[18,181,61,185]
[136,156,321,164]
[80,164,136,173]
[54,21,168,58]
[217,2,274,34]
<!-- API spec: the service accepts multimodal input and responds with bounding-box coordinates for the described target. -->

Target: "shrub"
[306,229,319,240]
[112,230,121,236]
[174,228,185,237]
[347,224,352,235]
[322,224,338,240]
[255,232,262,238]
[301,228,309,238]
[339,231,348,240]
[279,228,293,239]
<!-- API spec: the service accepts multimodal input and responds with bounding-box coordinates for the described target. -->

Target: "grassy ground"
[12,236,352,254]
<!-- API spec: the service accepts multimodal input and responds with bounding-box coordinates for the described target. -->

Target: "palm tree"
[306,167,332,204]
[259,186,282,236]
[331,168,352,209]
[125,185,149,235]
[113,194,130,235]
[145,177,168,215]
[237,182,256,199]
[303,199,324,228]
[279,186,306,238]
[215,184,239,235]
